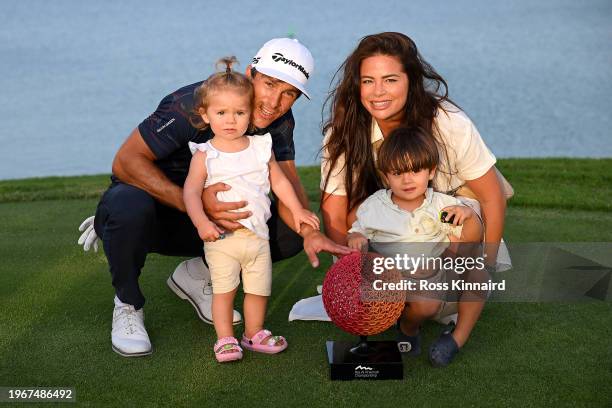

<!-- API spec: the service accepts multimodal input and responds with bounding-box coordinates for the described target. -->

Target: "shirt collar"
[383,187,434,213]
[371,119,384,144]
[420,188,434,210]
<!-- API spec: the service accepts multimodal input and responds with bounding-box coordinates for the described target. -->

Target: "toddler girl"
[183,57,319,363]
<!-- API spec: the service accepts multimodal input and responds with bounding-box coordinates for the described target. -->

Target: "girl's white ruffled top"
[189,133,273,240]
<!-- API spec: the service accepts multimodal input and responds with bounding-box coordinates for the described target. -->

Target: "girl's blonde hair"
[191,56,254,130]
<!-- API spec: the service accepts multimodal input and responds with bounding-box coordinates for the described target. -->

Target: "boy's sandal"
[214,336,243,363]
[395,318,421,356]
[428,332,459,368]
[241,329,287,354]
[396,329,422,357]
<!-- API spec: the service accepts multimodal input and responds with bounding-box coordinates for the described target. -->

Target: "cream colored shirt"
[320,104,497,195]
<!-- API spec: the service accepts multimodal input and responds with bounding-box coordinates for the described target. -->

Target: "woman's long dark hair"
[322,32,456,211]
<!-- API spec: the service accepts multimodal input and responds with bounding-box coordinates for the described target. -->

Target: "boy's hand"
[441,205,474,226]
[197,220,225,242]
[293,208,320,233]
[347,232,368,252]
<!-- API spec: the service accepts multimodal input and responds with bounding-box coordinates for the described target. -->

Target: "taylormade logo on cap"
[270,53,310,79]
[251,37,314,99]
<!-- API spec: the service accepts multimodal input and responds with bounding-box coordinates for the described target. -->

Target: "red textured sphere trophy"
[322,252,405,380]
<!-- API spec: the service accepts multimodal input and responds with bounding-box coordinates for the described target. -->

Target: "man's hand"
[202,182,251,231]
[77,215,99,252]
[302,229,355,268]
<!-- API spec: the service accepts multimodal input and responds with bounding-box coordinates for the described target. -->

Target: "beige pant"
[203,229,272,296]
[434,299,458,320]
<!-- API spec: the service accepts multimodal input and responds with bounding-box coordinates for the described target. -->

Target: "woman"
[320,32,509,367]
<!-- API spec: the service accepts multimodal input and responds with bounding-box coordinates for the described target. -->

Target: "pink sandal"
[241,329,287,354]
[214,336,243,363]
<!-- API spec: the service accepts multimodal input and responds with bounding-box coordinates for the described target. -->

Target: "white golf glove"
[78,215,99,252]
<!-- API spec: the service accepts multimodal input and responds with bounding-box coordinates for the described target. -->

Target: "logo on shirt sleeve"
[156,118,175,133]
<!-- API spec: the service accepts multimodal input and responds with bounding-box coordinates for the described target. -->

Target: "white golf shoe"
[167,257,242,325]
[111,296,152,357]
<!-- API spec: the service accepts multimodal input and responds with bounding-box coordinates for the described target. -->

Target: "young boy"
[346,127,484,367]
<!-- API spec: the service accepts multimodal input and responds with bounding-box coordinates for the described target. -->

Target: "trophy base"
[326,340,403,380]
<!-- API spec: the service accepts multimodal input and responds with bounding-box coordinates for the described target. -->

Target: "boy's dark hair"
[377,127,439,174]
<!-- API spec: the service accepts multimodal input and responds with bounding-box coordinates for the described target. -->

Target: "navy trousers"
[94,182,303,309]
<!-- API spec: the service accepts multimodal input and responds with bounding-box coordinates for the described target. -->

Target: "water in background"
[1,0,610,180]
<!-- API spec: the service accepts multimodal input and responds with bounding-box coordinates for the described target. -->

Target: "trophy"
[322,252,406,380]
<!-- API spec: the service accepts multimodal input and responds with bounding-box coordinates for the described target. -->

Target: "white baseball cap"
[251,38,314,99]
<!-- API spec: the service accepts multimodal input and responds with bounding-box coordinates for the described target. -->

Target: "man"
[78,38,351,357]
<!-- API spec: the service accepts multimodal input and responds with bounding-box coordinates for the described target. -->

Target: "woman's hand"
[197,220,225,242]
[347,232,368,252]
[292,208,320,233]
[441,205,474,226]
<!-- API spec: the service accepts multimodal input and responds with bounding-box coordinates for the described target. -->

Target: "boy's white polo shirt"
[349,188,463,256]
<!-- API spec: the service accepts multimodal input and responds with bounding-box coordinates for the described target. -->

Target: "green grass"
[0,175,110,203]
[496,158,612,212]
[0,159,611,407]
